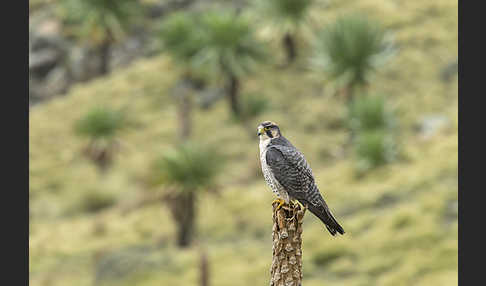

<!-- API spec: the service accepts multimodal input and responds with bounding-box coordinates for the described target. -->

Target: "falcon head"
[257,121,281,139]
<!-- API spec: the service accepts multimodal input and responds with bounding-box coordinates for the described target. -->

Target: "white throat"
[259,136,272,155]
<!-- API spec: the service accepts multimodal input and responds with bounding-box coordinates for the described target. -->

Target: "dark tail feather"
[306,200,345,236]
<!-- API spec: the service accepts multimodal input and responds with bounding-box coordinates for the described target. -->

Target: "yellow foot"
[272,198,285,210]
[292,199,305,211]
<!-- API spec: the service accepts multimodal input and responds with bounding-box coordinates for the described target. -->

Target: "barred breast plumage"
[259,137,289,202]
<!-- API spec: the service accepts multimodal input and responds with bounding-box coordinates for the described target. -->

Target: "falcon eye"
[264,127,270,130]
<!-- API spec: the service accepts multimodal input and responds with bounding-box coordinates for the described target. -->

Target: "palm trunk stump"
[283,32,297,65]
[271,202,306,286]
[167,192,195,248]
[227,74,240,116]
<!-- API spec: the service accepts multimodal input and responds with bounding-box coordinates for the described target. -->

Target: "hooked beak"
[257,126,264,136]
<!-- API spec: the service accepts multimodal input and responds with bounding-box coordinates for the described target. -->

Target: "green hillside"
[29,0,458,285]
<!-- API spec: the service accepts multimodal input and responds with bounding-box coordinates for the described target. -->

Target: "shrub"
[313,14,394,100]
[348,95,394,133]
[354,130,398,173]
[158,12,204,66]
[347,95,399,174]
[152,143,223,193]
[74,106,127,171]
[74,106,126,140]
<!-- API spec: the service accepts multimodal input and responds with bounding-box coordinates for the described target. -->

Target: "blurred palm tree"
[313,15,394,103]
[257,0,313,65]
[194,11,267,116]
[74,106,127,171]
[150,143,223,248]
[158,12,206,140]
[158,12,205,76]
[60,0,143,75]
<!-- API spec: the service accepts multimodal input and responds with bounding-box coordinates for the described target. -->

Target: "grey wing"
[265,146,315,199]
[266,146,345,235]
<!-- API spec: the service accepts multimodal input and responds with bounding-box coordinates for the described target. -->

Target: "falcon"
[258,121,345,236]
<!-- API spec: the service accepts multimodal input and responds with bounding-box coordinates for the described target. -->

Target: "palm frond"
[74,106,127,140]
[256,0,313,33]
[60,0,143,44]
[158,12,205,65]
[193,11,268,78]
[313,14,395,90]
[151,143,224,192]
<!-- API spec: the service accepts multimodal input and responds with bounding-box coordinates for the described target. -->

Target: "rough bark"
[270,202,306,286]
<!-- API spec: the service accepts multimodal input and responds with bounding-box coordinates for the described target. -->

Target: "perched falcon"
[258,121,345,236]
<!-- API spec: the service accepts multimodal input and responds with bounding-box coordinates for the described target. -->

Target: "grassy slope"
[29,0,457,285]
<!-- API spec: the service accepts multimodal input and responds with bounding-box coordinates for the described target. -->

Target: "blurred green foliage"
[74,106,126,140]
[158,10,268,116]
[157,9,268,76]
[354,130,398,173]
[59,0,143,44]
[348,95,394,132]
[150,143,224,247]
[74,106,128,171]
[194,10,267,78]
[313,14,395,97]
[157,12,204,66]
[257,0,313,31]
[348,95,398,173]
[151,143,223,192]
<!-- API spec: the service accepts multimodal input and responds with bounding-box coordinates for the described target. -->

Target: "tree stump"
[282,32,297,65]
[270,202,306,286]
